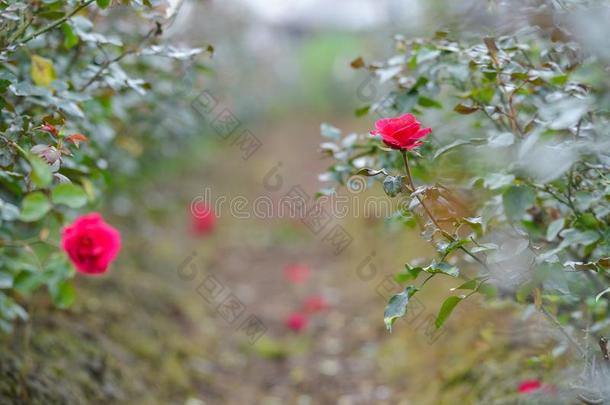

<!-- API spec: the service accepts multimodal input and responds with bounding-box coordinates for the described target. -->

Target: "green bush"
[0,0,208,332]
[320,1,609,395]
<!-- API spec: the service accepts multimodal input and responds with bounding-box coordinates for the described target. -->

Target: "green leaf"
[546,218,564,242]
[51,183,88,208]
[62,23,79,49]
[0,271,13,289]
[502,185,535,222]
[435,296,462,329]
[488,132,514,148]
[320,123,341,140]
[433,140,471,160]
[20,192,51,222]
[29,154,52,187]
[483,173,515,190]
[252,336,288,359]
[417,96,442,109]
[473,86,494,104]
[13,271,46,294]
[384,286,418,331]
[355,105,370,117]
[559,229,600,248]
[394,264,424,283]
[96,0,111,8]
[424,262,460,277]
[550,74,568,86]
[49,280,76,309]
[452,279,477,291]
[595,287,610,302]
[440,239,469,259]
[478,283,498,298]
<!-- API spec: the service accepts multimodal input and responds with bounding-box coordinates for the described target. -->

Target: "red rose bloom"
[190,202,216,236]
[285,312,308,332]
[284,263,310,284]
[61,213,121,275]
[370,113,432,150]
[303,295,330,313]
[518,379,542,394]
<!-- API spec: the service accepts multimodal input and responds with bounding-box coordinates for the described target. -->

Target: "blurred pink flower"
[191,202,216,236]
[284,263,310,284]
[518,379,542,394]
[303,295,330,313]
[285,312,308,332]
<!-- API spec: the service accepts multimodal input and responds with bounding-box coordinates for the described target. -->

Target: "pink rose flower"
[191,202,216,236]
[303,295,330,313]
[284,263,310,284]
[61,213,121,275]
[285,312,308,332]
[370,113,432,150]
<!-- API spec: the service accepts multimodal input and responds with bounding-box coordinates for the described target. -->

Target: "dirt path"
[0,118,560,405]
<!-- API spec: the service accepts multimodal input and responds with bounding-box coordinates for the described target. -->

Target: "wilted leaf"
[350,57,365,69]
[30,55,56,87]
[65,133,88,147]
[454,103,479,114]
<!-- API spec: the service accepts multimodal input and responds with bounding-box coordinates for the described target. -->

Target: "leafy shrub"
[320,0,609,396]
[0,0,207,332]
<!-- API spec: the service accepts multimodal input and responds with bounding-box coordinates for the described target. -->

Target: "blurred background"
[1,1,573,404]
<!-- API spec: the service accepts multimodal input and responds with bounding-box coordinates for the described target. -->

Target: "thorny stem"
[400,150,490,271]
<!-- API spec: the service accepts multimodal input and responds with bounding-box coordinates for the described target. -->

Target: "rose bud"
[40,123,59,137]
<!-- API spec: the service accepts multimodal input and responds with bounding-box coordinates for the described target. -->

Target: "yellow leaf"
[31,55,57,87]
